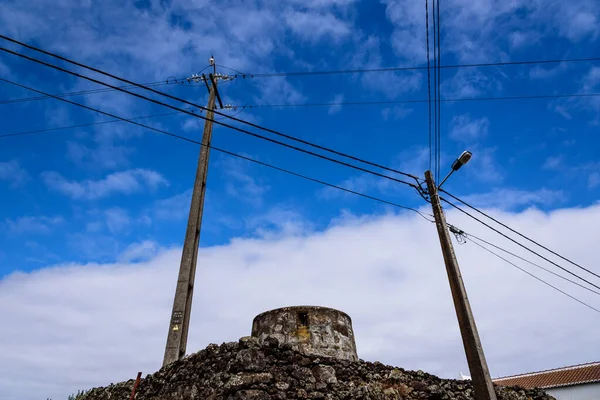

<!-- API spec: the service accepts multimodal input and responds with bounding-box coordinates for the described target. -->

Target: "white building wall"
[545,382,600,400]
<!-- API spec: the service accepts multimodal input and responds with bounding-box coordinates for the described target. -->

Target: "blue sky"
[1,1,600,399]
[1,0,599,272]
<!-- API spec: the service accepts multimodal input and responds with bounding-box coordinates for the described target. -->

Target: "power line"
[440,188,600,281]
[0,111,181,139]
[436,0,442,183]
[431,0,439,182]
[222,91,600,110]
[439,196,600,292]
[463,230,600,296]
[231,57,600,79]
[0,56,421,196]
[425,0,433,173]
[0,108,246,139]
[467,236,600,315]
[0,74,418,193]
[6,86,600,112]
[0,77,422,214]
[0,77,432,223]
[0,36,422,185]
[0,78,193,106]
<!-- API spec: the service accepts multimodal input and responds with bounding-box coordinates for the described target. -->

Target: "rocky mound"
[81,337,554,400]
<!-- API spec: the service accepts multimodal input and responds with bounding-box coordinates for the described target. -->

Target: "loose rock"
[79,339,556,400]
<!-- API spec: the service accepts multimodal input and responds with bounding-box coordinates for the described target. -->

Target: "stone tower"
[251,306,358,361]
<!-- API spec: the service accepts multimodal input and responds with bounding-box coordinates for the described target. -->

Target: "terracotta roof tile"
[494,362,600,389]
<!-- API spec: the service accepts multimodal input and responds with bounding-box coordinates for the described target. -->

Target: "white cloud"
[548,0,599,41]
[219,157,270,207]
[328,93,344,115]
[119,240,163,262]
[284,10,352,43]
[442,68,504,99]
[464,146,504,184]
[381,105,413,120]
[41,168,169,200]
[542,155,564,170]
[0,160,29,186]
[2,205,600,400]
[66,141,133,171]
[6,216,64,235]
[348,35,422,98]
[319,147,426,202]
[529,63,568,80]
[152,190,193,220]
[589,172,600,189]
[462,188,566,210]
[245,207,312,238]
[104,207,131,234]
[552,104,573,120]
[0,58,11,76]
[287,0,358,8]
[449,114,490,143]
[580,66,600,112]
[252,77,306,105]
[551,65,600,119]
[582,66,600,92]
[382,0,426,63]
[508,30,540,49]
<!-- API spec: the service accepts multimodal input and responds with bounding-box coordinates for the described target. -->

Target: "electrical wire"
[0,37,422,186]
[214,108,245,120]
[432,0,438,181]
[0,108,244,138]
[216,64,248,76]
[435,0,442,183]
[0,78,422,215]
[440,188,600,281]
[0,48,421,189]
[0,79,189,106]
[0,111,181,139]
[0,64,211,106]
[467,237,600,314]
[439,196,600,291]
[425,0,433,173]
[0,76,433,223]
[463,230,600,296]
[6,86,600,111]
[233,54,600,78]
[220,91,600,109]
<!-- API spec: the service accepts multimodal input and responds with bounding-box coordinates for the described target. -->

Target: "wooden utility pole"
[425,170,497,400]
[162,77,217,367]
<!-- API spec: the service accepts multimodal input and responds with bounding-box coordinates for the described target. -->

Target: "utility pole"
[425,170,497,400]
[162,74,218,367]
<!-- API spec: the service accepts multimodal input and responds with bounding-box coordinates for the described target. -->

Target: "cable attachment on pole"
[186,73,235,84]
[448,224,467,244]
[415,180,431,203]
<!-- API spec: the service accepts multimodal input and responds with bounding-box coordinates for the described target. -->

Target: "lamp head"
[451,150,472,171]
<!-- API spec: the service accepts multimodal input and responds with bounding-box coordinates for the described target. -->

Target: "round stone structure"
[251,306,358,361]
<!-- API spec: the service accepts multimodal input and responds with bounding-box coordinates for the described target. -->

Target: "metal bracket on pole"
[201,73,211,94]
[209,73,224,109]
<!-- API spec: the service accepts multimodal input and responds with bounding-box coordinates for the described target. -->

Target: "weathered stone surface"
[80,339,556,400]
[312,365,337,384]
[252,306,358,361]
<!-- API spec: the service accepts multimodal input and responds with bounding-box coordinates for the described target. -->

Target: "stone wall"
[81,337,555,400]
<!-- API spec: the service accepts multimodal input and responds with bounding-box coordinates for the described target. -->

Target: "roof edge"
[494,361,600,381]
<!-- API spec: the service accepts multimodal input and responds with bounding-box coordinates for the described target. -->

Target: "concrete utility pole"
[162,76,218,367]
[425,170,497,400]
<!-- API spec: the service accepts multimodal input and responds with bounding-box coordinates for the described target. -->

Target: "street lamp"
[438,150,472,188]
